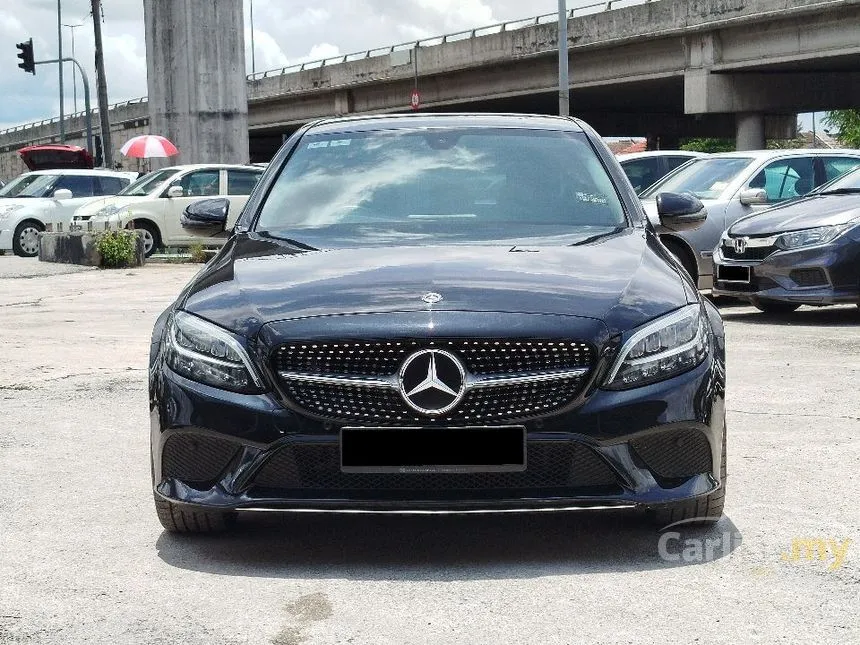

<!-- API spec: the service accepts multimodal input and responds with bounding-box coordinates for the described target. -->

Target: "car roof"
[707,149,860,160]
[304,113,586,135]
[616,150,707,160]
[153,163,265,173]
[23,168,137,178]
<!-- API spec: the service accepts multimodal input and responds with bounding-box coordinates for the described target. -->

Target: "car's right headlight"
[604,304,709,390]
[163,311,265,394]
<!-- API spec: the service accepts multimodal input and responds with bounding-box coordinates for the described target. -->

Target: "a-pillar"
[735,113,765,151]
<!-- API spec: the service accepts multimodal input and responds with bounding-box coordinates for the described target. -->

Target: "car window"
[666,156,694,171]
[0,174,55,197]
[120,168,178,196]
[747,158,815,202]
[96,176,127,195]
[176,170,220,197]
[822,157,860,182]
[226,170,263,195]
[620,158,663,194]
[53,175,95,198]
[256,128,627,238]
[640,158,752,200]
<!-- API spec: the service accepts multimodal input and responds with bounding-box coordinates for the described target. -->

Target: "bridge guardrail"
[247,0,657,81]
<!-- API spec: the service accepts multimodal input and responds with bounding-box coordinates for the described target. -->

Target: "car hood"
[729,194,860,235]
[180,230,691,338]
[74,195,149,218]
[0,198,52,212]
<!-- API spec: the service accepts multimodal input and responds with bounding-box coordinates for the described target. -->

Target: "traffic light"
[16,38,35,74]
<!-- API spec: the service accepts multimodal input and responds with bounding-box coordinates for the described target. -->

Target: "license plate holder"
[717,264,751,283]
[340,426,526,474]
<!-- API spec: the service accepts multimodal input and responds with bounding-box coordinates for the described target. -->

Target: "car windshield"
[640,157,753,200]
[816,166,860,194]
[255,128,627,244]
[0,173,57,198]
[118,168,179,196]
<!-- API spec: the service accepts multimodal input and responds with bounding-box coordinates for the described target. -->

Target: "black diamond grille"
[252,440,618,491]
[630,429,712,480]
[282,376,584,425]
[275,339,593,377]
[274,338,593,423]
[162,434,240,484]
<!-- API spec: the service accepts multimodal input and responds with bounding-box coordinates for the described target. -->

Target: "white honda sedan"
[0,169,137,257]
[72,164,264,256]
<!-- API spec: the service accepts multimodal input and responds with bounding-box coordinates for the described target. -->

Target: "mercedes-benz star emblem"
[733,237,748,254]
[421,292,443,304]
[398,349,466,416]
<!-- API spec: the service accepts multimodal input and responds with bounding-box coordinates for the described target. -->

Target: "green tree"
[680,138,735,153]
[823,110,860,148]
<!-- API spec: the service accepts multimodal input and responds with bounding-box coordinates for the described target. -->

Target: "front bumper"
[712,237,860,306]
[150,348,726,513]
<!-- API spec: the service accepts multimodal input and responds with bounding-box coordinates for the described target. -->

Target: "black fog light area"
[630,428,712,480]
[790,268,828,287]
[161,434,240,484]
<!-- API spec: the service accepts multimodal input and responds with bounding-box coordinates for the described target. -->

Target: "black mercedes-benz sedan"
[149,114,726,533]
[713,166,860,312]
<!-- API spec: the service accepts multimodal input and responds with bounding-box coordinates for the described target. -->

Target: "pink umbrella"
[120,134,179,159]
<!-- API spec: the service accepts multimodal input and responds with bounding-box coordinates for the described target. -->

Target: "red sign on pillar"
[410,88,421,111]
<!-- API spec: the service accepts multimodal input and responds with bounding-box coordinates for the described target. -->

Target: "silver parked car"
[639,150,860,289]
[617,150,708,195]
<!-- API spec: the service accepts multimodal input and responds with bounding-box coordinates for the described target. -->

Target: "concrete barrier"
[38,231,146,267]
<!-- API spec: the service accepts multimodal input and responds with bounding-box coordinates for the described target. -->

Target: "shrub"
[188,243,208,263]
[96,230,137,268]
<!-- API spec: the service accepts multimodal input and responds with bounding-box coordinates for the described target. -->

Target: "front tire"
[12,220,44,257]
[130,220,161,258]
[154,494,236,534]
[754,301,800,314]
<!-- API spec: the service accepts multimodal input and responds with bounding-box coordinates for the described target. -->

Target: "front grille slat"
[274,338,593,424]
[722,242,776,261]
[253,441,618,491]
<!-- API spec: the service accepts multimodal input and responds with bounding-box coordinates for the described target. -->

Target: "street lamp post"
[249,0,256,75]
[558,0,569,117]
[64,22,83,113]
[57,0,65,141]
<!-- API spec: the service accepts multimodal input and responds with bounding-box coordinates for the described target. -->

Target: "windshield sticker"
[329,139,352,147]
[307,141,329,149]
[576,191,608,204]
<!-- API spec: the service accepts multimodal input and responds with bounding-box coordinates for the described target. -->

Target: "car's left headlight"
[604,304,709,390]
[776,225,846,250]
[163,311,265,394]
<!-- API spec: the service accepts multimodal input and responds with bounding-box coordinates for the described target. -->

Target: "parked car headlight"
[776,225,844,250]
[604,304,709,390]
[94,204,120,219]
[164,311,265,394]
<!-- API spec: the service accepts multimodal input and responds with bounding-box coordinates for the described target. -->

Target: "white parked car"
[0,169,137,257]
[639,149,860,288]
[616,150,708,195]
[73,164,265,256]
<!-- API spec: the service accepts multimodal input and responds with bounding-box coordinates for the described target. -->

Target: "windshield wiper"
[568,227,625,246]
[817,187,860,196]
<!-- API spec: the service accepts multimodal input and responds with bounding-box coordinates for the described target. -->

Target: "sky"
[0,0,820,133]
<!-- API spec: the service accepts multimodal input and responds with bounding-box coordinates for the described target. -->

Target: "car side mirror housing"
[656,192,707,232]
[166,185,185,198]
[739,188,768,206]
[53,188,74,200]
[181,198,229,230]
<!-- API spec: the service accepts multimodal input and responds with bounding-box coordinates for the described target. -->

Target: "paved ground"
[0,255,857,645]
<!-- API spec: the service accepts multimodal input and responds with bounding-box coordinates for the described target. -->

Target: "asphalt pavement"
[0,255,857,645]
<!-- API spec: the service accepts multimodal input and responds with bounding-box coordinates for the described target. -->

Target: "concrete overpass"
[2,0,859,178]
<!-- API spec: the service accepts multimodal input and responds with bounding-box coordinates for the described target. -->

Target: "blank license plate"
[341,426,526,474]
[718,264,751,283]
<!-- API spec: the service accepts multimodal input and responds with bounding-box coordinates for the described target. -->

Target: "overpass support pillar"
[735,113,765,151]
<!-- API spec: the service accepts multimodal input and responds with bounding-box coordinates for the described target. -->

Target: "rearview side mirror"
[739,188,768,206]
[166,185,185,198]
[53,188,74,201]
[181,198,229,230]
[656,192,707,232]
